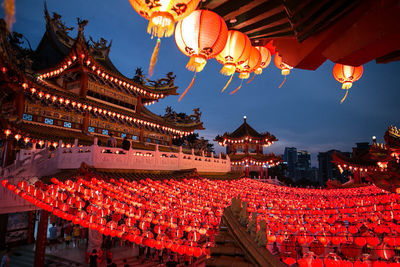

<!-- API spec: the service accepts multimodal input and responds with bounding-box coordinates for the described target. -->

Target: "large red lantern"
[216,30,251,76]
[129,0,200,38]
[375,243,395,260]
[175,9,228,100]
[175,10,228,73]
[254,46,271,75]
[332,63,363,103]
[236,46,261,80]
[274,53,292,76]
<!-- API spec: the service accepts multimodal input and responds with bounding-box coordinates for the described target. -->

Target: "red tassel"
[148,38,161,78]
[178,73,196,102]
[246,73,255,84]
[340,89,349,104]
[221,74,234,93]
[229,80,244,95]
[278,76,286,88]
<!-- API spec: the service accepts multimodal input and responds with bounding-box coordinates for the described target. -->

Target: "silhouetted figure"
[122,137,131,150]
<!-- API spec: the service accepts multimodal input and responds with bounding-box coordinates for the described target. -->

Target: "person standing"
[123,259,129,267]
[122,137,131,150]
[0,248,11,267]
[72,224,81,248]
[107,133,116,148]
[89,249,98,267]
[49,223,58,252]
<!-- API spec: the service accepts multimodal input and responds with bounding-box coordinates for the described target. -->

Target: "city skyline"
[6,0,400,166]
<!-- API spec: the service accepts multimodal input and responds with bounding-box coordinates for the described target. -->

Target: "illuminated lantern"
[274,53,293,88]
[129,0,200,38]
[216,30,251,76]
[236,46,261,80]
[175,10,227,72]
[254,46,271,75]
[375,243,395,260]
[332,64,363,103]
[341,241,361,259]
[175,10,228,101]
[274,53,292,76]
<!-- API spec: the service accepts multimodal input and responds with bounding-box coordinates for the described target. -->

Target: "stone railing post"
[93,137,98,146]
[74,139,78,147]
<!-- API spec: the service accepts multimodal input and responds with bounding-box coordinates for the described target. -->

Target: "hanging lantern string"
[278,76,287,88]
[229,79,244,95]
[178,72,196,102]
[246,73,256,84]
[148,38,161,78]
[340,89,349,104]
[221,74,234,93]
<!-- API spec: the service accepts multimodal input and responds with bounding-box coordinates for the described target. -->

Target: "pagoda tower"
[216,116,281,178]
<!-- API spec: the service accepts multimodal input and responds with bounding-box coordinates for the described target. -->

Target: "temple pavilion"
[332,126,400,192]
[0,6,204,167]
[215,116,281,178]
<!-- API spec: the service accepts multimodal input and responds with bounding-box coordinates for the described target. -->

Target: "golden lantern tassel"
[229,79,244,95]
[178,72,196,102]
[340,89,349,104]
[2,0,15,31]
[246,73,255,84]
[278,76,286,88]
[221,74,234,93]
[148,38,161,78]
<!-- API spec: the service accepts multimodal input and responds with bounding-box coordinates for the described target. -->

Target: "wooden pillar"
[169,134,173,146]
[353,169,361,184]
[139,127,144,142]
[136,96,142,114]
[260,166,264,179]
[34,210,49,267]
[2,138,14,168]
[80,70,88,97]
[27,211,36,244]
[245,166,249,177]
[245,141,248,154]
[256,144,260,154]
[0,213,8,250]
[15,93,25,118]
[265,167,269,179]
[82,111,89,132]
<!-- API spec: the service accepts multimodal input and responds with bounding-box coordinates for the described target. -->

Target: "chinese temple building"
[0,7,205,168]
[215,116,281,178]
[332,126,400,192]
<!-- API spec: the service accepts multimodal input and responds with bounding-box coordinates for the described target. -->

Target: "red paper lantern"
[175,10,228,73]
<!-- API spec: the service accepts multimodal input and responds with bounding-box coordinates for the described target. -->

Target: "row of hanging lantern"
[129,1,364,103]
[3,177,400,264]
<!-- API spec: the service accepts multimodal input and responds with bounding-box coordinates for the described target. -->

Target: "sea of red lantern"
[3,177,399,265]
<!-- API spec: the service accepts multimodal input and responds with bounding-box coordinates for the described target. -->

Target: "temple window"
[121,133,127,138]
[44,118,54,125]
[88,127,95,133]
[23,114,32,121]
[102,129,109,135]
[64,122,72,128]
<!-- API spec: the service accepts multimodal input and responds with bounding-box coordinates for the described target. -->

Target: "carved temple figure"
[189,108,202,123]
[255,220,268,247]
[247,212,257,237]
[77,17,88,33]
[89,36,111,50]
[51,12,74,33]
[239,201,249,226]
[147,72,176,88]
[231,195,242,217]
[133,67,145,85]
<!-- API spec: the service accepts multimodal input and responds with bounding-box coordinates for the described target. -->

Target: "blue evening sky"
[6,0,400,166]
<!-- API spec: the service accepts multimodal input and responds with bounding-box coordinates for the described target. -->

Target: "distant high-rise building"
[318,150,351,185]
[295,150,311,181]
[284,147,297,178]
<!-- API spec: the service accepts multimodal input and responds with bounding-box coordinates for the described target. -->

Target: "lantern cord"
[246,73,256,84]
[221,74,234,93]
[278,76,286,88]
[178,72,196,102]
[229,79,244,95]
[340,89,349,104]
[148,38,161,78]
